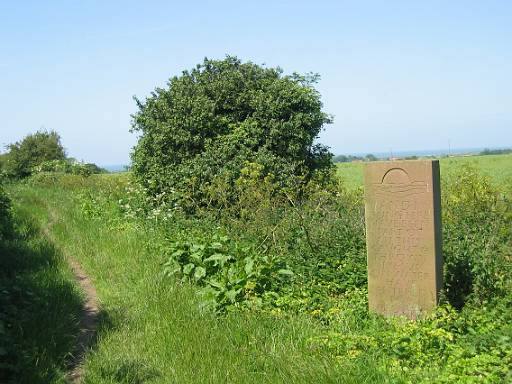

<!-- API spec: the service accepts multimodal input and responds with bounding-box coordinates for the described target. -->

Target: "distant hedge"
[131,56,333,210]
[33,159,106,177]
[1,130,66,179]
[0,131,106,179]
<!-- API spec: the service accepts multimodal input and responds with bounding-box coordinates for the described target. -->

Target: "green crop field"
[336,154,512,189]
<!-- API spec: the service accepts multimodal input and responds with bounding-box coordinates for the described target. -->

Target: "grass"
[0,190,83,384]
[336,153,512,189]
[5,185,402,384]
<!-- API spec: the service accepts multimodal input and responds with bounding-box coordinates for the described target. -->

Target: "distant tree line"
[0,130,106,180]
[333,153,379,163]
[479,148,512,156]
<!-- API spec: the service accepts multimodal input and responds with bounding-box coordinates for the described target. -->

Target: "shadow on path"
[0,206,107,384]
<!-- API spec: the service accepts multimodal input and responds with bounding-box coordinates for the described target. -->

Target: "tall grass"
[0,189,82,384]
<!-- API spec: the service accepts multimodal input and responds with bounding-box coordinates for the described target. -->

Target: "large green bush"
[1,130,66,179]
[442,166,512,308]
[131,56,333,210]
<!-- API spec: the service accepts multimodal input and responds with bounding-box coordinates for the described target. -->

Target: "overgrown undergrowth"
[3,162,512,383]
[5,183,402,383]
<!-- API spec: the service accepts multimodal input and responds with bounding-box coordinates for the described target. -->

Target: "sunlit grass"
[0,191,83,384]
[9,185,400,384]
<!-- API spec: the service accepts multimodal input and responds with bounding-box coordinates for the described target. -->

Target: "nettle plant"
[162,233,293,311]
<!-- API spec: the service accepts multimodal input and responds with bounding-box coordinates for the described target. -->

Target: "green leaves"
[442,166,512,308]
[1,130,66,179]
[162,233,293,311]
[193,266,207,281]
[0,186,12,240]
[130,56,333,211]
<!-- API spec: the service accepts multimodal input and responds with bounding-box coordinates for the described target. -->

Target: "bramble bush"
[442,166,512,308]
[130,56,333,211]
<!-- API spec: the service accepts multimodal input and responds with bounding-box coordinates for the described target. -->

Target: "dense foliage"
[131,56,333,210]
[1,131,106,181]
[1,130,66,179]
[32,159,106,177]
[442,167,512,308]
[0,185,11,240]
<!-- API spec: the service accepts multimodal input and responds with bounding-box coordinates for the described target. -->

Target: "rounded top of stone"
[382,168,410,184]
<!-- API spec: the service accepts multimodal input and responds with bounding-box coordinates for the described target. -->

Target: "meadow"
[1,153,511,383]
[336,154,512,189]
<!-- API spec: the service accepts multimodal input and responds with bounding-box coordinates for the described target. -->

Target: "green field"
[336,154,512,189]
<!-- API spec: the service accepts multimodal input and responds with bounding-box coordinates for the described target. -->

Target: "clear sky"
[1,0,511,165]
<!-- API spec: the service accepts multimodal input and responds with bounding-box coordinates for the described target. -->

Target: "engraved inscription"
[364,161,442,319]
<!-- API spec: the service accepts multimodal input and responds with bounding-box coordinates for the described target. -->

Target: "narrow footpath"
[43,207,100,384]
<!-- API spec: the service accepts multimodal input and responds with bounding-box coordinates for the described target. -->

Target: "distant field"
[336,154,512,189]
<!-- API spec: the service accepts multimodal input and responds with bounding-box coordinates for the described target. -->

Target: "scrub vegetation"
[3,155,510,383]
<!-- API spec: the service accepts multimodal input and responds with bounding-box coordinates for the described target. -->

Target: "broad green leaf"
[183,263,195,275]
[207,280,225,290]
[244,258,254,275]
[194,266,207,281]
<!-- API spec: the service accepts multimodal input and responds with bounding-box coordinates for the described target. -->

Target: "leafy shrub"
[162,233,293,311]
[131,56,333,210]
[442,166,512,308]
[1,130,66,179]
[206,176,368,315]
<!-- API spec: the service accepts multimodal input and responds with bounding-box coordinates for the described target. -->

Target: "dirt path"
[43,207,100,383]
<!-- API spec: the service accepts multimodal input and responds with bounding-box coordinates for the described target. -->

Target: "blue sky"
[1,0,511,165]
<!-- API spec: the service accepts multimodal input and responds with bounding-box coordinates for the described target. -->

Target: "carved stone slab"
[364,160,442,319]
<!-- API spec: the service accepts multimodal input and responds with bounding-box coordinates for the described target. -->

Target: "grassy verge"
[7,184,401,384]
[0,188,83,384]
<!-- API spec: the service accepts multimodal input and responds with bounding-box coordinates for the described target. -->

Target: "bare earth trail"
[43,206,100,383]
